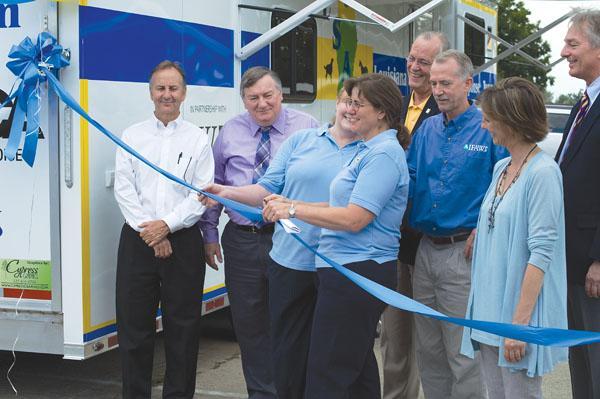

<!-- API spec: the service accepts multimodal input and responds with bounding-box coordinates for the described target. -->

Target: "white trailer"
[0,0,498,359]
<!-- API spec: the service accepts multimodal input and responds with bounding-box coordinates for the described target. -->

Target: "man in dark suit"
[555,10,600,399]
[379,31,448,399]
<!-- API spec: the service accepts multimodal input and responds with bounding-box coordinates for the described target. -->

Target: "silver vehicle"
[539,104,572,156]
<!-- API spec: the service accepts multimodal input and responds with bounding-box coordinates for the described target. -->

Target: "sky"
[523,0,600,98]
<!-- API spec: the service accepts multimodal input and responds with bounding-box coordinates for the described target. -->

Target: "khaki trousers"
[380,261,420,399]
[413,237,483,399]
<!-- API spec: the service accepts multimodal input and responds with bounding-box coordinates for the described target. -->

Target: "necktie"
[252,126,271,183]
[559,91,590,164]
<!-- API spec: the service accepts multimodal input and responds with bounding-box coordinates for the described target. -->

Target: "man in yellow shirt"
[403,32,448,135]
[380,31,448,399]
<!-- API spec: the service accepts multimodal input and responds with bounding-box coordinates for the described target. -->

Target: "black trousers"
[221,221,277,399]
[268,260,318,399]
[116,223,206,399]
[305,260,396,399]
[567,283,600,399]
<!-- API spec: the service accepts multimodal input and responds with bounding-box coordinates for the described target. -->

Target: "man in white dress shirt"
[114,60,214,399]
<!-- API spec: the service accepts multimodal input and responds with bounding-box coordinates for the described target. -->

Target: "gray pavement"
[0,309,573,398]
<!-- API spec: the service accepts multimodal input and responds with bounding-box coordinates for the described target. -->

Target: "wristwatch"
[288,202,296,218]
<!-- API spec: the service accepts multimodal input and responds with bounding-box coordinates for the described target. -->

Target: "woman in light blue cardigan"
[460,77,567,399]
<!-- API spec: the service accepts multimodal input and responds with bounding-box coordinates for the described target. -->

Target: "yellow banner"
[316,1,374,100]
[317,38,373,100]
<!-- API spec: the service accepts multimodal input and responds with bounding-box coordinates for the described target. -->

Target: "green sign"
[0,259,51,291]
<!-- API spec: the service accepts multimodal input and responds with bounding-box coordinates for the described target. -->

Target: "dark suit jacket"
[400,93,440,138]
[398,92,440,265]
[555,96,600,285]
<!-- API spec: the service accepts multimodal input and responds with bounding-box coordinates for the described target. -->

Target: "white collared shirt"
[558,76,600,163]
[114,113,214,233]
[586,75,600,105]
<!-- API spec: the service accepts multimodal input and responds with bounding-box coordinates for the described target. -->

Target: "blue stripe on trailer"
[83,287,228,342]
[241,31,270,74]
[373,53,409,96]
[470,71,496,100]
[79,6,234,87]
[202,285,227,301]
[84,323,117,342]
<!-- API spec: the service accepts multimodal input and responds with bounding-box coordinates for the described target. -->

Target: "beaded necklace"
[487,144,537,229]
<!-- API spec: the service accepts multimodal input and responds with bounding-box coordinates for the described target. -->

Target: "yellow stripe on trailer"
[79,79,93,333]
[460,0,497,16]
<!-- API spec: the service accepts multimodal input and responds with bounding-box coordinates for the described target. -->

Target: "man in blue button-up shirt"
[406,50,508,399]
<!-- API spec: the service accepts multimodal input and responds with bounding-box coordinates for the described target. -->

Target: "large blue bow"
[1,32,69,166]
[3,32,600,347]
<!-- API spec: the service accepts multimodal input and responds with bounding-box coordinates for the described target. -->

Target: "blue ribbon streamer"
[44,67,262,219]
[1,0,34,4]
[4,32,600,347]
[291,234,600,347]
[1,32,70,166]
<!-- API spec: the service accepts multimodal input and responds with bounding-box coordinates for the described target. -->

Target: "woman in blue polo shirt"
[263,73,410,399]
[199,90,361,398]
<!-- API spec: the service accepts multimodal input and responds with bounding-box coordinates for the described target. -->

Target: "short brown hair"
[240,67,282,97]
[149,60,186,87]
[343,73,410,149]
[478,77,548,143]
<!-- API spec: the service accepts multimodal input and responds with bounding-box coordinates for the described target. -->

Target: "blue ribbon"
[4,32,600,347]
[1,32,69,166]
[45,69,261,218]
[1,0,34,4]
[292,235,600,347]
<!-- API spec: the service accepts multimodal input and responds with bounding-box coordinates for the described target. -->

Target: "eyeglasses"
[407,55,433,67]
[343,98,367,110]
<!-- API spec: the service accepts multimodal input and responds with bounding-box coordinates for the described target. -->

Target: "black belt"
[426,232,470,245]
[231,222,274,234]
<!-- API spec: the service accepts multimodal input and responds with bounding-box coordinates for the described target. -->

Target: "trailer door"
[0,1,62,354]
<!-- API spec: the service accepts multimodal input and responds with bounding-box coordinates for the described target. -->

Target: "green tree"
[555,90,583,106]
[497,0,554,90]
[541,88,554,104]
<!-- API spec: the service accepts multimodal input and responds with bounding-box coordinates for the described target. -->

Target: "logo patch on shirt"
[463,144,488,152]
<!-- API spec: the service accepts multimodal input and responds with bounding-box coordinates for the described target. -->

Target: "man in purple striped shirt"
[198,66,318,399]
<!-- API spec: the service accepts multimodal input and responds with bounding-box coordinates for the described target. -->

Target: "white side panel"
[86,80,151,328]
[456,0,498,72]
[181,0,235,30]
[0,1,52,302]
[83,0,233,30]
[63,0,241,356]
[183,86,239,133]
[58,0,85,352]
[0,0,63,354]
